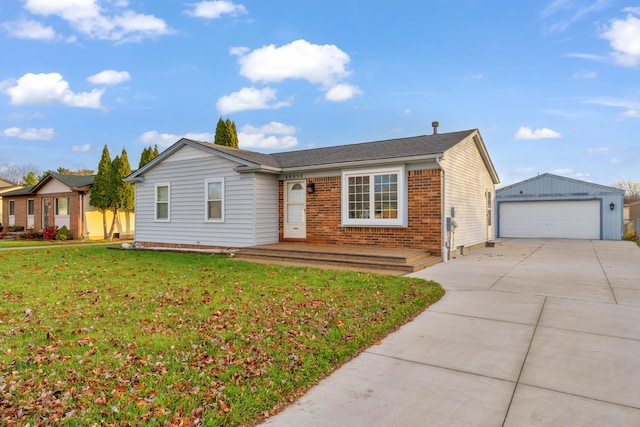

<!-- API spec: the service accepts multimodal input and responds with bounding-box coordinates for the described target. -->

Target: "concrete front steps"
[233,243,441,275]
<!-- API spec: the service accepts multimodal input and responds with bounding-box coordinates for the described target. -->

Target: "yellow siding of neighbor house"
[84,202,134,240]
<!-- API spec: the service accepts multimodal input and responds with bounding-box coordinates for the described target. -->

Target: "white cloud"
[541,0,611,33]
[601,14,640,67]
[237,39,353,88]
[514,167,536,173]
[88,70,131,85]
[565,52,607,62]
[621,109,640,118]
[552,168,574,175]
[72,144,91,152]
[624,7,640,15]
[216,87,291,114]
[2,19,56,40]
[586,146,613,154]
[514,126,561,140]
[4,73,103,109]
[403,108,411,115]
[185,1,247,19]
[324,83,362,101]
[23,0,171,42]
[464,73,485,81]
[238,122,298,150]
[571,70,597,79]
[139,130,214,147]
[229,46,249,56]
[1,127,55,140]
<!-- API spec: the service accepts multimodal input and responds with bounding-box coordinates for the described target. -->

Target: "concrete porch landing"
[233,242,441,275]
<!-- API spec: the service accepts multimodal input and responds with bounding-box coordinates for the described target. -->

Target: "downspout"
[79,192,85,240]
[436,155,447,262]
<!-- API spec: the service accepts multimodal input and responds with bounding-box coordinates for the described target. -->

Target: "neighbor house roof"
[1,173,95,196]
[497,173,624,195]
[127,129,499,182]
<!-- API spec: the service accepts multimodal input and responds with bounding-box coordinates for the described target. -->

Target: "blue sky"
[0,0,638,187]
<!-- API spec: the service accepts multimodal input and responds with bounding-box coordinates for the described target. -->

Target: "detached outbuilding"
[496,173,624,240]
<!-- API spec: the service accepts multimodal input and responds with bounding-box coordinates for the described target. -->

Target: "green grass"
[0,246,443,426]
[0,239,120,248]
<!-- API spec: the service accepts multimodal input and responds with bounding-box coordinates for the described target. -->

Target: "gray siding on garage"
[496,174,625,240]
[133,145,278,247]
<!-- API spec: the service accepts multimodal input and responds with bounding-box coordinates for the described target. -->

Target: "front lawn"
[0,246,443,426]
[0,240,126,249]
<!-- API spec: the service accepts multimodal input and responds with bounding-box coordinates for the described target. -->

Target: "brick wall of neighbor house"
[3,192,83,239]
[279,169,443,255]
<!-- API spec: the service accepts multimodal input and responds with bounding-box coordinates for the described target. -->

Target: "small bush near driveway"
[0,246,443,426]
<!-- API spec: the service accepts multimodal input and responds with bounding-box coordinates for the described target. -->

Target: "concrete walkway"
[262,239,640,426]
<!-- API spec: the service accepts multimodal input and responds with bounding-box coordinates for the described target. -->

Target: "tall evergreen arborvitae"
[215,117,239,148]
[107,149,134,240]
[226,118,239,148]
[89,145,113,239]
[139,144,160,168]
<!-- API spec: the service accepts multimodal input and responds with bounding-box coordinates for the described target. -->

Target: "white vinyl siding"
[155,183,170,221]
[342,166,406,227]
[500,200,600,239]
[133,145,278,247]
[440,135,496,248]
[205,178,224,222]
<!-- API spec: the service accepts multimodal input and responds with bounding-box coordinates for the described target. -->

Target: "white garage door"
[500,200,600,239]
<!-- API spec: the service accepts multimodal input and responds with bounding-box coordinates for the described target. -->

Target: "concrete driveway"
[262,239,640,426]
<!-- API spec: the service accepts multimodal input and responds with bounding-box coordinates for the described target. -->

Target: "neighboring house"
[1,172,134,239]
[125,126,500,257]
[624,199,640,224]
[496,173,624,240]
[0,178,23,224]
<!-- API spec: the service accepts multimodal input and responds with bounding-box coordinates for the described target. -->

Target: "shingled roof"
[128,128,488,180]
[270,130,476,168]
[1,173,95,196]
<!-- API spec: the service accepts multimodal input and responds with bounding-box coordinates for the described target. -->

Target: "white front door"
[284,180,306,239]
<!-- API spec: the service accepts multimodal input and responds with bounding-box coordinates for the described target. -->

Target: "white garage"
[499,200,600,239]
[496,174,625,241]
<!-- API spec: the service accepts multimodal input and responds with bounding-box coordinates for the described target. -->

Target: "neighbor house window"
[205,179,224,222]
[155,183,170,221]
[9,200,15,216]
[342,167,406,226]
[55,197,70,216]
[27,199,34,216]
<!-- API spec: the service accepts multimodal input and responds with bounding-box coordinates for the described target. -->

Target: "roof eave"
[235,165,283,174]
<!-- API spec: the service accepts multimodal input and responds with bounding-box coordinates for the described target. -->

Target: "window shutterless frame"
[155,183,170,221]
[204,178,224,222]
[341,166,406,227]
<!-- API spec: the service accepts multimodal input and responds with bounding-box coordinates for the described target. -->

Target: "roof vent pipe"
[432,121,439,134]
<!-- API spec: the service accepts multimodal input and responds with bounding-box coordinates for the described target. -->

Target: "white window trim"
[341,166,407,227]
[54,197,70,216]
[155,183,170,222]
[204,178,225,223]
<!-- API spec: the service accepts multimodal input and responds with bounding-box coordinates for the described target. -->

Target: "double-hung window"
[205,179,224,222]
[55,197,69,216]
[9,200,15,216]
[27,199,35,216]
[155,183,170,221]
[342,167,406,227]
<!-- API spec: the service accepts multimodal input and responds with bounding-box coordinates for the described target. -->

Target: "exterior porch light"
[610,202,615,211]
[307,181,315,194]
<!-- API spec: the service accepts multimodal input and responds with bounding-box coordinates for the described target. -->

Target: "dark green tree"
[214,117,231,147]
[226,118,239,148]
[22,171,39,185]
[139,145,160,168]
[107,149,134,240]
[89,145,113,239]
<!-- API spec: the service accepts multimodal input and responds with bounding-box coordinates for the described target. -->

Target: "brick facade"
[279,169,443,255]
[2,192,84,239]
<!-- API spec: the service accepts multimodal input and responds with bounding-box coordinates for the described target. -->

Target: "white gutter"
[279,153,444,173]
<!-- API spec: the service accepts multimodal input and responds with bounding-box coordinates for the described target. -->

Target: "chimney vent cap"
[431,121,439,134]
